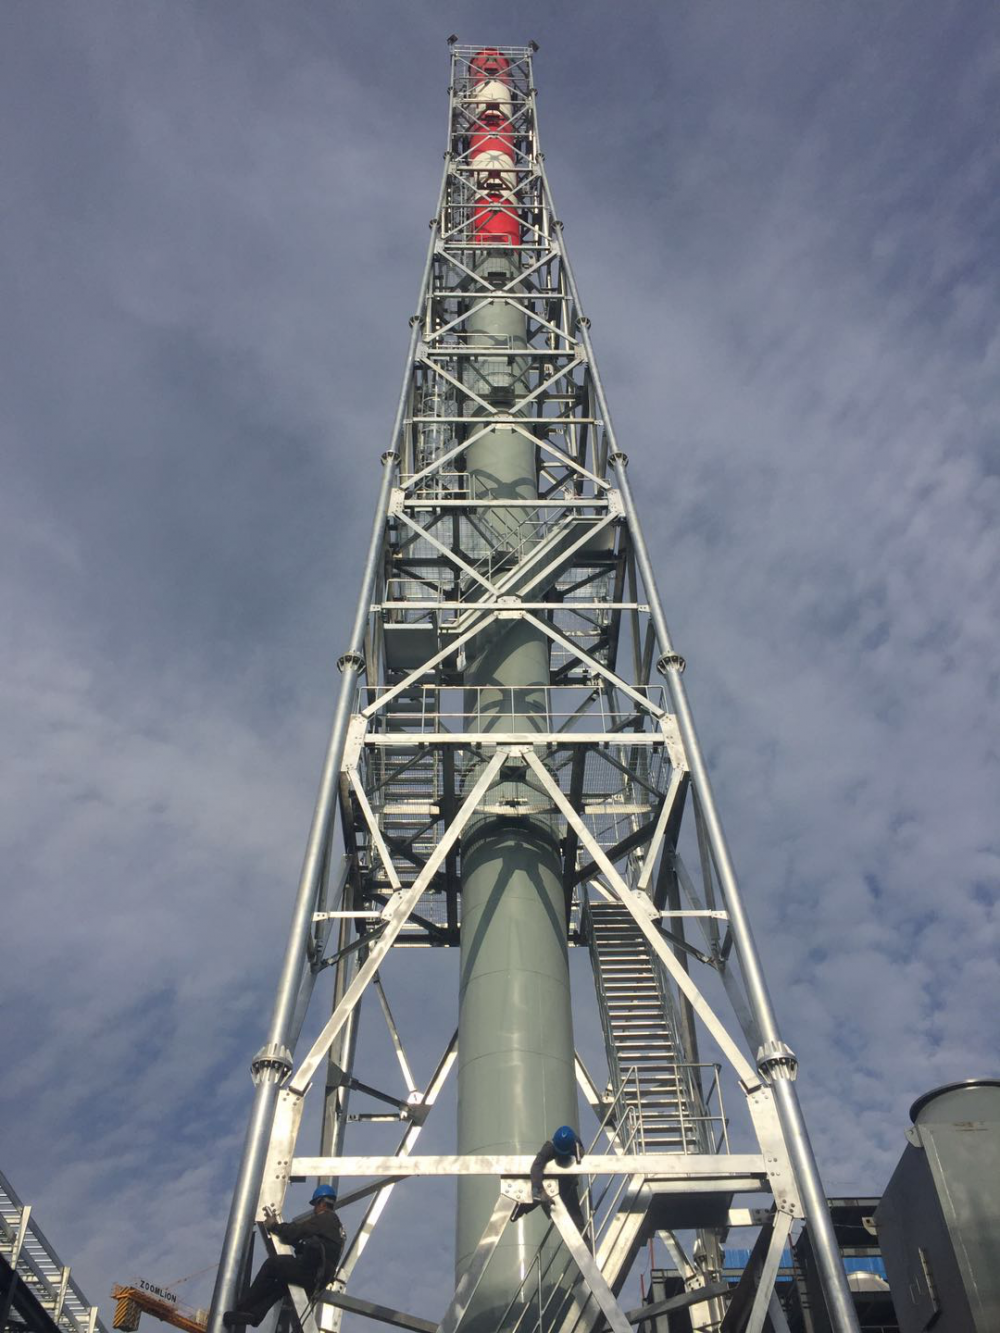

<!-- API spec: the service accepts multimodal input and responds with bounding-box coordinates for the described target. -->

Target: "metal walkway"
[0,1169,104,1333]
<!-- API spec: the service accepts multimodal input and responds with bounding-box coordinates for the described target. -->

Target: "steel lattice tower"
[208,42,862,1333]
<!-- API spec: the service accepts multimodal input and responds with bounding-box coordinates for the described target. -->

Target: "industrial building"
[638,1198,897,1332]
[876,1080,1000,1333]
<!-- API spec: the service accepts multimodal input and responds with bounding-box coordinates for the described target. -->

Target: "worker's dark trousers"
[515,1189,590,1249]
[240,1255,318,1324]
[558,1187,588,1242]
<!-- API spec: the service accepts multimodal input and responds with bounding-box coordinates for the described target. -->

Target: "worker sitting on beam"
[513,1125,587,1236]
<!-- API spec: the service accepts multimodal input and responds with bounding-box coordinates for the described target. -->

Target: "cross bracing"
[207,41,862,1333]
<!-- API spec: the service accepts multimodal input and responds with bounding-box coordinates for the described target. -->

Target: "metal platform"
[0,1169,104,1333]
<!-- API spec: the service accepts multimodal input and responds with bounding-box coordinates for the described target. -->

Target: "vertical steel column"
[207,453,398,1333]
[320,913,361,1168]
[208,137,453,1330]
[611,454,861,1333]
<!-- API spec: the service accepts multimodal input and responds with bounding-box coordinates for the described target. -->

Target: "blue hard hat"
[310,1185,338,1204]
[552,1126,577,1155]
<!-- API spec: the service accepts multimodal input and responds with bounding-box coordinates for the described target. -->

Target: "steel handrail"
[493,1070,646,1333]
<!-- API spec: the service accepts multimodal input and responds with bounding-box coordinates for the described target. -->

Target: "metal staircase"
[0,1168,104,1333]
[481,901,727,1333]
[484,1090,651,1333]
[588,901,702,1155]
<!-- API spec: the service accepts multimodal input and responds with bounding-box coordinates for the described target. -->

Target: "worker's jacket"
[272,1211,346,1291]
[530,1136,585,1228]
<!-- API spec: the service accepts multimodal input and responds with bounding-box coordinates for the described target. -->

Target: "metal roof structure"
[0,1169,105,1333]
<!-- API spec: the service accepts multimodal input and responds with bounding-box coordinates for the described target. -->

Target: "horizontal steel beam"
[421,346,578,358]
[404,415,601,426]
[362,732,665,747]
[317,1291,436,1333]
[290,1153,768,1178]
[624,1282,732,1324]
[402,498,606,508]
[379,602,643,611]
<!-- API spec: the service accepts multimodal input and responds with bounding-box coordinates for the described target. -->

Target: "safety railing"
[362,684,667,735]
[354,691,671,894]
[487,1071,645,1333]
[646,944,728,1156]
[642,1062,731,1157]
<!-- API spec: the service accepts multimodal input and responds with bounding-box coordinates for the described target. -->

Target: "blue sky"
[2,0,998,1325]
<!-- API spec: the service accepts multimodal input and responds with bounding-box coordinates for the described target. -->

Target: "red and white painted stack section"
[469,48,520,246]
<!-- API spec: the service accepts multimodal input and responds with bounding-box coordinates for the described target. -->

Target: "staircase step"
[589,902,700,1151]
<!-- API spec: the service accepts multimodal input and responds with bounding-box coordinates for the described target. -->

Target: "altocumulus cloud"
[1,0,998,1323]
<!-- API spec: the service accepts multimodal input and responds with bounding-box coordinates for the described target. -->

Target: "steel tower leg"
[207,455,397,1333]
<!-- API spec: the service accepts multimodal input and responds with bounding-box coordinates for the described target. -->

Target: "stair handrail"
[646,946,715,1155]
[488,1069,645,1333]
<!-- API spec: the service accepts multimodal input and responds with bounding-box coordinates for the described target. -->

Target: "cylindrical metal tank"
[877,1079,1000,1333]
[909,1078,1000,1127]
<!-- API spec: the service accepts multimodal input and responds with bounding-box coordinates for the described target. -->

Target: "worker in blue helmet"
[223,1186,346,1327]
[518,1125,587,1237]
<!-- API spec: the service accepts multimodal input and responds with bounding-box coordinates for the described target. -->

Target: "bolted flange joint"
[381,450,399,466]
[757,1039,798,1082]
[337,650,365,673]
[609,451,629,467]
[657,652,686,675]
[576,314,592,329]
[250,1042,292,1086]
